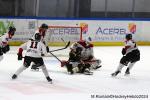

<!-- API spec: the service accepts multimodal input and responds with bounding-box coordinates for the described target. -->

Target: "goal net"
[45,26,82,57]
[46,26,82,46]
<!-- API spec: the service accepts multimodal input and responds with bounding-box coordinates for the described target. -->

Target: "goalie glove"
[61,60,68,67]
[17,48,23,60]
[122,48,126,55]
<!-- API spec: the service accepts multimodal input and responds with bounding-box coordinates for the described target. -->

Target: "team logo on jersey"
[128,23,136,34]
[80,23,88,34]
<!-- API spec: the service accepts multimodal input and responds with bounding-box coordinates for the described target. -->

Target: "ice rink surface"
[0,46,150,100]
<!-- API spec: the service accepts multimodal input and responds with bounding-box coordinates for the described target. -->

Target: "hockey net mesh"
[45,26,82,57]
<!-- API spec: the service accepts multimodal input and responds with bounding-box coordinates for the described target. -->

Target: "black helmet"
[126,34,132,40]
[34,33,41,41]
[8,26,16,35]
[40,23,48,29]
[9,26,16,32]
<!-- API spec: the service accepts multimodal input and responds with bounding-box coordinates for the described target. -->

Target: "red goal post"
[46,26,82,46]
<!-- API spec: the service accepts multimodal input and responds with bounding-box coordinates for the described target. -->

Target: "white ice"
[0,46,150,100]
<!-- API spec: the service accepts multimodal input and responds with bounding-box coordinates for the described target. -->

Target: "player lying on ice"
[111,34,140,77]
[12,33,52,83]
[61,38,102,75]
[0,26,16,62]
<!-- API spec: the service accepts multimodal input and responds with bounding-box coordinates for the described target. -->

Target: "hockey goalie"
[61,38,102,75]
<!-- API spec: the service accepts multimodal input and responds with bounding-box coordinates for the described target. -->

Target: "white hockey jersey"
[0,33,10,47]
[124,39,138,55]
[81,47,94,60]
[20,40,47,58]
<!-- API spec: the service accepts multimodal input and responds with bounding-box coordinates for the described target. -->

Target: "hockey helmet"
[34,33,41,41]
[8,26,16,35]
[40,23,48,29]
[126,34,132,40]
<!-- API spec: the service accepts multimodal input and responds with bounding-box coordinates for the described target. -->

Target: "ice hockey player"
[64,46,93,75]
[0,26,16,62]
[71,38,102,70]
[31,23,49,71]
[111,34,140,76]
[12,33,52,83]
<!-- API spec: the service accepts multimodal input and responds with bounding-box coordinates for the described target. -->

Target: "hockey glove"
[17,53,22,60]
[1,45,10,53]
[46,46,49,52]
[0,47,3,56]
[17,48,23,60]
[2,47,6,53]
[5,45,10,52]
[122,48,126,55]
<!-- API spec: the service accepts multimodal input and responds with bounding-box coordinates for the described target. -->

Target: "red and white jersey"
[20,40,47,58]
[70,40,94,60]
[124,39,138,55]
[81,45,94,61]
[0,33,10,47]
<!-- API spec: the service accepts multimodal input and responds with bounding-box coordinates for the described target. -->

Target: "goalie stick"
[48,51,67,67]
[61,38,67,45]
[49,41,70,53]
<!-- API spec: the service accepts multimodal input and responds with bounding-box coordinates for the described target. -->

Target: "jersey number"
[30,41,38,49]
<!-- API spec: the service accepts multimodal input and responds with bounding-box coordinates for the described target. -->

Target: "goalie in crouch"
[70,38,102,70]
[63,46,93,75]
[61,38,102,75]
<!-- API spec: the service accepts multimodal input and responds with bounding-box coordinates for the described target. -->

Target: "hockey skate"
[83,68,93,75]
[111,70,120,77]
[12,74,17,79]
[46,77,52,84]
[66,64,74,74]
[31,64,40,71]
[125,68,130,76]
[31,67,39,71]
[94,65,102,70]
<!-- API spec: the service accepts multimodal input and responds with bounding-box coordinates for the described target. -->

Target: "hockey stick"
[61,38,67,45]
[49,41,70,53]
[49,51,62,63]
[48,51,67,67]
